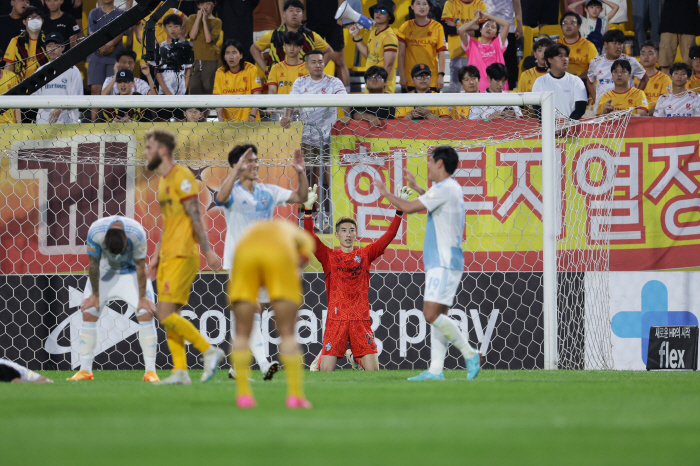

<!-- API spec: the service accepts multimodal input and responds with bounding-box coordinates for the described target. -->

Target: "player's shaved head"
[335,216,357,231]
[105,229,127,255]
[228,144,258,166]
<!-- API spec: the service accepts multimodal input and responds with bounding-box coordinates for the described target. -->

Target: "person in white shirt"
[532,43,588,119]
[373,146,481,382]
[568,0,618,51]
[654,63,700,117]
[101,50,156,96]
[469,63,523,120]
[34,32,83,124]
[587,29,648,111]
[215,144,309,381]
[150,14,192,121]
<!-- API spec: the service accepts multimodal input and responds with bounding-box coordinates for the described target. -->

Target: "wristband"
[396,210,403,216]
[353,37,363,43]
[438,72,445,77]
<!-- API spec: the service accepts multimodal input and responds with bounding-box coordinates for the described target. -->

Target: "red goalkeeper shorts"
[321,320,377,358]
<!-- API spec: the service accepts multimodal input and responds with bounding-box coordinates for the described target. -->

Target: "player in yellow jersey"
[517,38,553,93]
[597,60,649,116]
[687,46,700,92]
[213,39,263,122]
[144,129,226,385]
[228,220,315,409]
[638,41,671,114]
[267,31,308,95]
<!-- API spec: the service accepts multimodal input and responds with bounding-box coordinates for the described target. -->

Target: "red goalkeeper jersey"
[304,212,402,321]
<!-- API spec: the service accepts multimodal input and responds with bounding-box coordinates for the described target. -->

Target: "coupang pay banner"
[330,118,700,272]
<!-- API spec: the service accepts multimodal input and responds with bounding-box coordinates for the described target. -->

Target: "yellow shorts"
[228,242,303,306]
[157,256,199,305]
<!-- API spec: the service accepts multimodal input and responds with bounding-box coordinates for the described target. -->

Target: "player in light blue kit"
[67,216,158,382]
[373,146,481,380]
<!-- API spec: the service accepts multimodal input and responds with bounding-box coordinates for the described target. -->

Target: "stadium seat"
[520,26,537,74]
[539,24,562,40]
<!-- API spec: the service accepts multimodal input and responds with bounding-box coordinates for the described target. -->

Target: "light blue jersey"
[417,178,466,271]
[85,216,148,274]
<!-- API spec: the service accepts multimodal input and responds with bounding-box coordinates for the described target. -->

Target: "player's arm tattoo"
[135,258,147,299]
[183,197,212,253]
[88,255,100,298]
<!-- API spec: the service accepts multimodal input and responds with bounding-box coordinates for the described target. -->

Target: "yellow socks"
[166,330,187,371]
[161,313,211,354]
[231,350,253,397]
[280,353,304,398]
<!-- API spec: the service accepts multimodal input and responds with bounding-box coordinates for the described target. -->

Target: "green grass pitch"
[2,369,699,465]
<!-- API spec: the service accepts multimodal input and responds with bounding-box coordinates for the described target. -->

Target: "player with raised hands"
[304,184,412,372]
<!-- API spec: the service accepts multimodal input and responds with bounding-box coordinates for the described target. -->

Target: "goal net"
[0,93,631,371]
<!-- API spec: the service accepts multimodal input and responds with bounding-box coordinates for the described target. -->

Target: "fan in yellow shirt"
[557,12,598,77]
[267,31,308,95]
[397,0,447,90]
[597,60,649,116]
[637,41,671,113]
[517,38,553,93]
[396,65,451,119]
[442,0,486,92]
[687,45,700,91]
[214,39,263,122]
[0,70,21,123]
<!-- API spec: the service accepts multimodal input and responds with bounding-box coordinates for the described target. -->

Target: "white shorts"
[424,267,462,306]
[83,269,155,317]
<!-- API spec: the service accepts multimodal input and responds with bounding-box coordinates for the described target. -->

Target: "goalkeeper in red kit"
[303,184,412,371]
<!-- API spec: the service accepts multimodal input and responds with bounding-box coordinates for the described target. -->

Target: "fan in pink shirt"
[458,10,511,92]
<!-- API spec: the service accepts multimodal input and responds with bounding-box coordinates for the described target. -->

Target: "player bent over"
[67,216,158,382]
[1,358,53,383]
[373,146,481,381]
[229,220,315,408]
[304,185,412,371]
[144,129,225,385]
[215,144,309,381]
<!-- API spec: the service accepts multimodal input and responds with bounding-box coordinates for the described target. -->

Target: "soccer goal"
[0,92,631,371]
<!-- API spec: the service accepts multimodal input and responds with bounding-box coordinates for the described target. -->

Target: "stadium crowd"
[0,0,699,123]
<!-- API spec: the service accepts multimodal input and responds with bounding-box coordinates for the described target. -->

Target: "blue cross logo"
[611,280,698,364]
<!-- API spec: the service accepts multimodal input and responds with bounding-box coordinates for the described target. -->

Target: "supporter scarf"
[13,30,49,78]
[268,25,316,69]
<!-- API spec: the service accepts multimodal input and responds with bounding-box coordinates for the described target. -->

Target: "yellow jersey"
[213,63,263,121]
[556,36,598,77]
[450,105,471,118]
[597,87,649,114]
[141,6,187,45]
[157,164,200,260]
[267,60,308,94]
[516,67,547,93]
[397,19,447,88]
[238,220,315,263]
[396,90,452,118]
[3,37,41,79]
[441,0,487,59]
[637,70,671,111]
[687,75,700,92]
[365,26,399,93]
[0,70,19,123]
[254,26,329,67]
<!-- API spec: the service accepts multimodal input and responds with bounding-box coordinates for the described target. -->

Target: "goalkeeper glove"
[397,186,413,201]
[303,184,318,210]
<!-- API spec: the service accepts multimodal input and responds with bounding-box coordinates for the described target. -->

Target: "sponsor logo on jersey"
[354,255,361,263]
[325,342,332,351]
[180,179,192,193]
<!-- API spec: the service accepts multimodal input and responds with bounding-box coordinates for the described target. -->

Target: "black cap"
[45,32,65,45]
[369,0,396,25]
[410,63,432,78]
[115,69,134,82]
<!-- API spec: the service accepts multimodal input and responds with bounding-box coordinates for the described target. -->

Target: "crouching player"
[305,185,412,371]
[228,220,315,409]
[67,216,158,382]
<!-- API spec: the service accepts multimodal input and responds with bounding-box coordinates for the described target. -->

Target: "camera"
[158,38,195,71]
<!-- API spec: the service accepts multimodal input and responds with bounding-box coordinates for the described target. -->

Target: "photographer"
[151,14,193,121]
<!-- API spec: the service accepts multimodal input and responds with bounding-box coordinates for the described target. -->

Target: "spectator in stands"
[631,0,659,56]
[481,0,522,91]
[654,63,700,117]
[185,108,210,122]
[638,40,670,114]
[557,12,598,78]
[0,0,29,55]
[440,0,486,93]
[517,37,552,92]
[3,7,49,80]
[588,29,648,111]
[34,32,82,124]
[304,0,351,92]
[597,59,649,116]
[267,31,308,95]
[349,0,398,94]
[135,2,187,46]
[102,50,156,96]
[101,69,153,122]
[42,0,81,50]
[153,14,192,121]
[397,0,447,92]
[349,66,396,126]
[450,65,480,118]
[217,0,258,59]
[564,0,626,26]
[470,63,522,119]
[0,64,21,124]
[253,0,283,43]
[458,9,510,93]
[214,39,263,122]
[568,0,618,52]
[521,0,559,29]
[658,0,700,75]
[251,0,332,74]
[532,43,588,119]
[396,64,450,119]
[688,46,700,92]
[186,0,222,95]
[87,0,125,121]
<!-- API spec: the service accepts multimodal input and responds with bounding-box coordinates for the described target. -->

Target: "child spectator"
[557,12,598,78]
[516,37,552,92]
[0,66,20,124]
[102,50,156,96]
[450,65,480,119]
[458,9,510,93]
[267,31,308,95]
[101,69,152,122]
[135,1,187,46]
[397,0,447,92]
[42,0,81,50]
[568,0,618,52]
[213,39,263,122]
[185,108,209,122]
[34,32,83,124]
[480,0,522,90]
[441,0,487,93]
[637,41,671,114]
[349,66,396,126]
[396,64,450,119]
[152,14,192,121]
[3,7,49,80]
[597,59,649,116]
[470,63,522,119]
[532,43,588,119]
[186,0,221,95]
[654,63,700,117]
[688,46,700,92]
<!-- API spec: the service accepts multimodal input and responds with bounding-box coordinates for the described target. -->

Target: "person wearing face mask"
[3,6,49,80]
